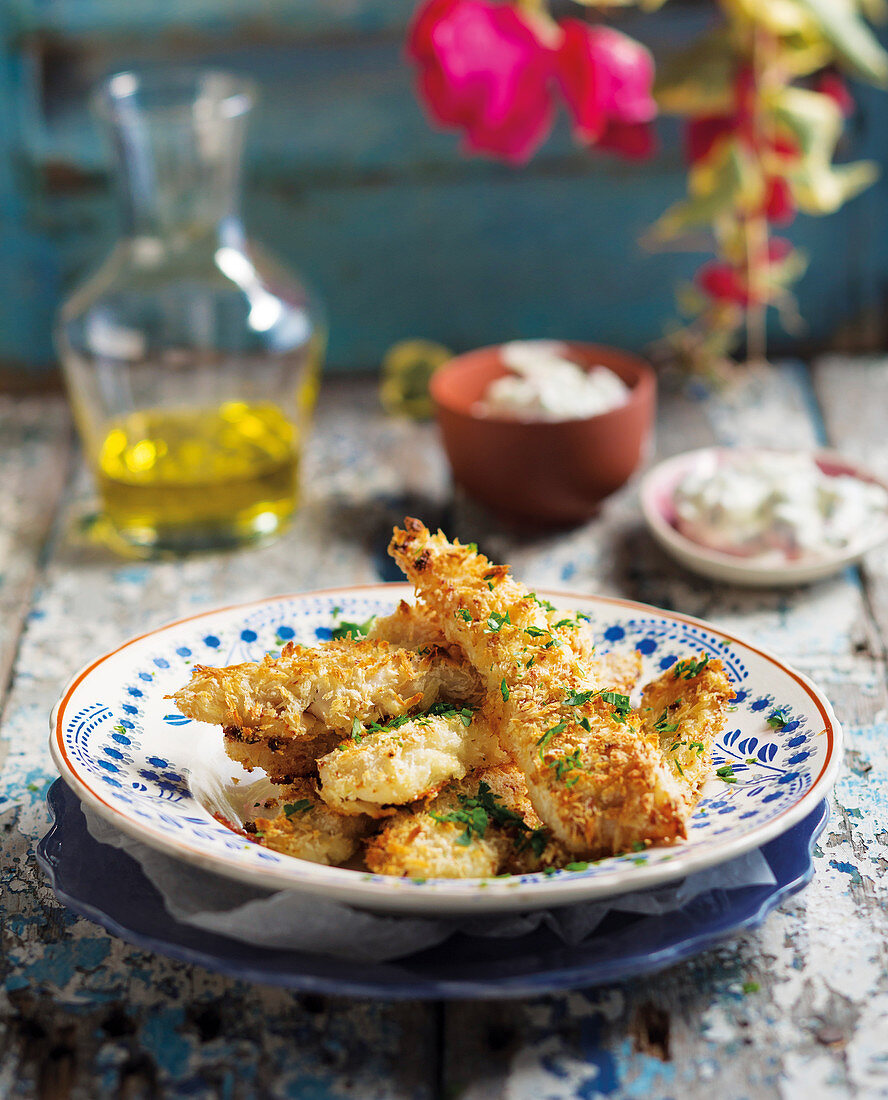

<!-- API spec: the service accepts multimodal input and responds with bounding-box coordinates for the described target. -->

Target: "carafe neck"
[96,70,254,244]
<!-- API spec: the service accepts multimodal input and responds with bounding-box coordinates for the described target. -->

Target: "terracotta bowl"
[430,341,656,526]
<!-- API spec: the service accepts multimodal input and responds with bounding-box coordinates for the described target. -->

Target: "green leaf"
[791,159,880,214]
[771,87,880,213]
[793,0,888,84]
[654,29,736,115]
[646,143,762,243]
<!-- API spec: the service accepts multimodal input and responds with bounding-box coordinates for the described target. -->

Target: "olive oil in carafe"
[96,401,299,550]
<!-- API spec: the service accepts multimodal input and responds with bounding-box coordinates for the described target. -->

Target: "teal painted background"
[1,0,886,378]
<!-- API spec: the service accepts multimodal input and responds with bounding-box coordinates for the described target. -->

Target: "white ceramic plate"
[51,584,841,914]
[641,447,888,587]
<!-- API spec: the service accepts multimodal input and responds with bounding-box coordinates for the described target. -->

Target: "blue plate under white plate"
[38,779,828,999]
[49,584,842,914]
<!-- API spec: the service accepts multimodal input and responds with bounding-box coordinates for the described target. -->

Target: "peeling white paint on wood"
[0,361,885,1097]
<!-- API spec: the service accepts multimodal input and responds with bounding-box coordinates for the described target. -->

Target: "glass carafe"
[56,68,325,553]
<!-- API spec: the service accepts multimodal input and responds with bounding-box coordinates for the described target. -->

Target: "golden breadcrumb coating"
[171,519,737,878]
[364,765,549,878]
[317,708,509,817]
[639,656,735,804]
[171,637,481,743]
[222,724,340,782]
[368,600,451,652]
[388,519,690,858]
[251,779,373,865]
[314,704,506,818]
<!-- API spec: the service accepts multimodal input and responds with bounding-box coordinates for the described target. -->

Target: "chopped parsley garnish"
[767,709,789,729]
[486,610,511,633]
[429,702,474,727]
[500,678,510,701]
[552,618,576,629]
[526,657,535,669]
[565,861,589,872]
[579,717,591,732]
[351,716,363,743]
[551,748,585,784]
[600,690,631,719]
[536,719,567,756]
[283,799,313,817]
[331,615,376,640]
[672,655,710,680]
[716,763,737,783]
[430,781,527,846]
[674,759,685,776]
[530,593,556,612]
[669,740,687,752]
[527,828,549,857]
[455,608,473,623]
[631,841,646,852]
[689,741,706,754]
[655,710,680,734]
[564,688,597,706]
[364,713,414,736]
[523,626,548,638]
[746,756,758,764]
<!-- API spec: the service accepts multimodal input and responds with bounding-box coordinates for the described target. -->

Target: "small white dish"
[50,585,841,914]
[641,447,888,587]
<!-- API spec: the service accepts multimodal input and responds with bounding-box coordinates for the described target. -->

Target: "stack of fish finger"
[171,519,734,878]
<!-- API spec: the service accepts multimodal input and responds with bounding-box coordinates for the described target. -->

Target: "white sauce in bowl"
[674,450,888,561]
[476,341,630,421]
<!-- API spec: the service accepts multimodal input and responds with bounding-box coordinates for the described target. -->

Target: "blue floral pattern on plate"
[49,585,841,914]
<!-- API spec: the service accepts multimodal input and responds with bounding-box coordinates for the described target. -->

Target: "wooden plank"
[12,0,417,39]
[812,354,888,650]
[0,377,444,1097]
[32,171,870,381]
[5,7,886,380]
[1,367,887,1094]
[0,395,72,718]
[444,360,888,1099]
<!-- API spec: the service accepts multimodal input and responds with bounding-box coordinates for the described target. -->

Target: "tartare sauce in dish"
[674,450,888,561]
[476,341,629,421]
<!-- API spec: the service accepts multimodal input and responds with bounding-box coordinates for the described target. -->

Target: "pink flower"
[686,115,736,164]
[407,0,555,163]
[597,119,657,160]
[763,175,795,225]
[557,20,657,145]
[815,71,855,116]
[696,239,795,304]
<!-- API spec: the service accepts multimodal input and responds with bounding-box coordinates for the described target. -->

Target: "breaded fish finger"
[639,655,735,804]
[364,765,545,879]
[251,779,373,865]
[317,707,508,816]
[171,637,481,742]
[388,519,690,857]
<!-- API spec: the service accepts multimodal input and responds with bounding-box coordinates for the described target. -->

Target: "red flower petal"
[696,262,752,305]
[816,71,855,117]
[763,177,796,225]
[686,115,737,164]
[597,119,657,160]
[767,237,793,263]
[557,19,656,144]
[407,0,555,163]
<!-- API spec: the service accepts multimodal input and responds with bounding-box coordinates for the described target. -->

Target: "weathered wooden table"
[1,358,886,1099]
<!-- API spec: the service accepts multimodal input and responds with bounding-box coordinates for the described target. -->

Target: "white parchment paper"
[84,807,776,963]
